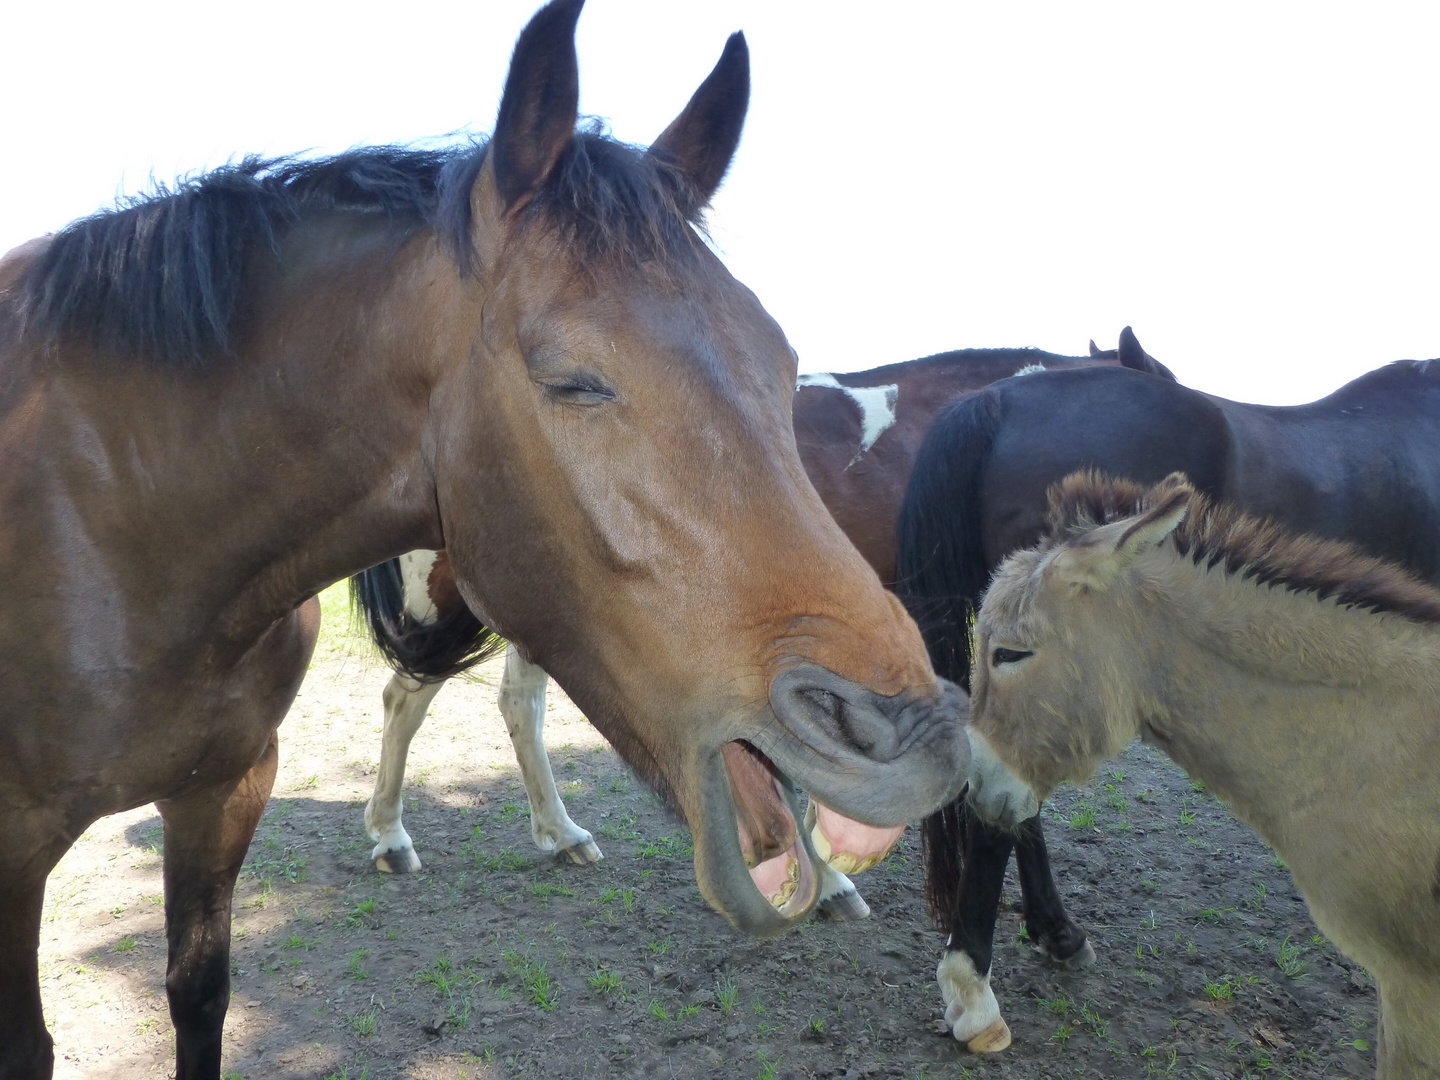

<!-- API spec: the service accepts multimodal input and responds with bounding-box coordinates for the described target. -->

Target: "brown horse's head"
[419,0,967,934]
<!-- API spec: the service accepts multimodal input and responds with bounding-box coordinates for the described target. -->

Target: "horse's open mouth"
[722,740,906,915]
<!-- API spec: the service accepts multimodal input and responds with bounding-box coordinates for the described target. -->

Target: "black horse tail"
[350,558,504,681]
[895,387,1004,926]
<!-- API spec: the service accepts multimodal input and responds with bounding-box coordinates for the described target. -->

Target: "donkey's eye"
[992,647,1033,667]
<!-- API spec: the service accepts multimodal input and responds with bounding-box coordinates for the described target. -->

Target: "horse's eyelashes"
[537,374,617,406]
[991,647,1033,667]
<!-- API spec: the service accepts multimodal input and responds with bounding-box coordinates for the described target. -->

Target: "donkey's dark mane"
[1048,471,1440,626]
[19,127,702,366]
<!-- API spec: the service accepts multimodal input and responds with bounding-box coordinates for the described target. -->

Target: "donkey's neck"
[1136,557,1440,850]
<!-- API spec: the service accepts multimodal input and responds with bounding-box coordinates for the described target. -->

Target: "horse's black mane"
[19,127,701,366]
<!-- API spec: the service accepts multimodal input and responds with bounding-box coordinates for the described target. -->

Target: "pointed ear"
[490,0,584,213]
[1117,326,1179,383]
[1089,339,1102,358]
[648,32,749,210]
[1049,478,1191,591]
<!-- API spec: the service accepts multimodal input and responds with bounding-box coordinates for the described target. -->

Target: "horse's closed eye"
[992,647,1033,667]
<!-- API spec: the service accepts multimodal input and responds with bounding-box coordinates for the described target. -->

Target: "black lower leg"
[943,803,1017,975]
[0,876,54,1080]
[1013,812,1091,964]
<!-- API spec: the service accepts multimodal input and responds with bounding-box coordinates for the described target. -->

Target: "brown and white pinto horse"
[0,4,970,1077]
[356,337,1169,917]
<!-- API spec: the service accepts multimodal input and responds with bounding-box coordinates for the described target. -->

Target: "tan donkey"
[962,471,1440,1079]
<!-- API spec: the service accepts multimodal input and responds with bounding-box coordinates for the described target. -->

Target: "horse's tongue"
[808,802,906,874]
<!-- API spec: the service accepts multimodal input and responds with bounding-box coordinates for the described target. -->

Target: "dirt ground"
[39,587,1379,1080]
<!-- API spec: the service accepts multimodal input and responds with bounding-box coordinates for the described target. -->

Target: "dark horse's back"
[896,357,1440,921]
[899,359,1440,684]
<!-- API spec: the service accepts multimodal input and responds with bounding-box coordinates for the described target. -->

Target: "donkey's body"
[967,473,1440,1079]
[0,5,969,1076]
[897,356,1440,1049]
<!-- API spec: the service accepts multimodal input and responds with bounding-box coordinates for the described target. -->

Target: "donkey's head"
[966,474,1192,828]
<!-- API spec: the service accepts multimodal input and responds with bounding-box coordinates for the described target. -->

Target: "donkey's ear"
[1089,339,1102,357]
[1050,477,1191,591]
[1117,326,1179,383]
[648,32,749,210]
[490,0,584,213]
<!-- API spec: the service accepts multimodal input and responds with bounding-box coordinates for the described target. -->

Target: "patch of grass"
[1037,994,1072,1016]
[466,846,533,872]
[588,965,622,995]
[717,976,739,1014]
[528,879,575,900]
[1277,936,1310,978]
[419,953,456,996]
[350,1008,376,1036]
[647,936,671,954]
[635,831,694,859]
[1245,882,1268,911]
[345,898,377,928]
[113,935,138,953]
[503,949,557,1010]
[1068,803,1098,830]
[648,998,670,1021]
[1052,1024,1076,1045]
[1203,976,1235,1001]
[284,934,319,951]
[1199,907,1235,924]
[347,949,370,980]
[677,1003,701,1020]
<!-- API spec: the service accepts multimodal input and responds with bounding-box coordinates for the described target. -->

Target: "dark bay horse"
[896,356,1440,1051]
[0,3,972,1076]
[350,336,1172,913]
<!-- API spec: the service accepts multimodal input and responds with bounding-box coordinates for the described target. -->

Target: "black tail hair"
[350,559,504,681]
[895,388,1004,925]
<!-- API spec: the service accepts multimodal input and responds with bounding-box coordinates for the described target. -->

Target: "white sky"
[4,2,1437,405]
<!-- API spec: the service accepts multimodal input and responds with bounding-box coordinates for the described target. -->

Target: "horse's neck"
[1136,557,1440,842]
[44,224,446,647]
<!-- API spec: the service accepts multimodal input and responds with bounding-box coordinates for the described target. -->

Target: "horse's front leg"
[0,813,71,1079]
[365,673,445,873]
[157,734,278,1080]
[498,646,601,864]
[932,801,1015,1052]
[1013,813,1094,968]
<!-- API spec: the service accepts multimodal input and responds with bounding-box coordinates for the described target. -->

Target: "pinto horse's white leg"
[499,645,602,864]
[365,673,445,873]
[937,950,1012,1052]
[814,860,871,921]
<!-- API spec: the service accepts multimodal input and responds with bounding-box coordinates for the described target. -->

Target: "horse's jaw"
[688,668,971,937]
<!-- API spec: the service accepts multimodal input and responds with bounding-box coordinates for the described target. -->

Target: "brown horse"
[0,3,969,1076]
[353,339,1167,910]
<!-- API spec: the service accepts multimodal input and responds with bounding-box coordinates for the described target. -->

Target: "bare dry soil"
[38,589,1379,1079]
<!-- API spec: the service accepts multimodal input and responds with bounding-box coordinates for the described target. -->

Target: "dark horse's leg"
[931,804,1093,1052]
[1014,814,1094,968]
[0,821,71,1078]
[158,734,278,1080]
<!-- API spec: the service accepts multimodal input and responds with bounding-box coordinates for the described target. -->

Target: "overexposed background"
[4,1,1437,404]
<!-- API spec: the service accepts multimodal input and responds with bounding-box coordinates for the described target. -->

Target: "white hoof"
[937,951,1011,1052]
[533,822,604,865]
[559,837,604,865]
[373,843,422,874]
[815,865,870,921]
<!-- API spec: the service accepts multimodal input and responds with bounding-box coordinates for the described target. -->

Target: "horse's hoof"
[561,839,604,865]
[816,889,870,922]
[374,846,422,874]
[966,1018,1012,1053]
[1061,940,1097,970]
